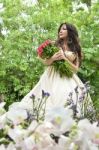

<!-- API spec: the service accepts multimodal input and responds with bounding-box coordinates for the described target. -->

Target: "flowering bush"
[0,87,99,150]
[0,102,99,150]
[37,40,73,78]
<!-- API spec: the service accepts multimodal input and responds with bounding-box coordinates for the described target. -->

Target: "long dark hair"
[56,22,82,66]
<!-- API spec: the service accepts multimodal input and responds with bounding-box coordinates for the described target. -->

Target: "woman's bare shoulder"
[65,51,76,55]
[50,40,56,44]
[65,51,77,62]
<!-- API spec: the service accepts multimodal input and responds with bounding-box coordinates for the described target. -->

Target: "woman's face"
[58,24,68,40]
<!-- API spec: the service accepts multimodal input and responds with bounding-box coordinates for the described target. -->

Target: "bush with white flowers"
[0,100,99,150]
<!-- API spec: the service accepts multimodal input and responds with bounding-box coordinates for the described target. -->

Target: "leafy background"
[0,0,99,116]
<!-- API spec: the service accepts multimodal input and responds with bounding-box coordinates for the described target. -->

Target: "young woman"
[20,22,92,117]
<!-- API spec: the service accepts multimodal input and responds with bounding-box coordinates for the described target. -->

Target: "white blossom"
[8,125,26,144]
[0,113,7,129]
[78,119,95,139]
[27,120,38,133]
[0,17,3,24]
[72,2,89,13]
[1,28,10,37]
[7,107,28,125]
[22,0,38,7]
[0,102,99,149]
[9,101,33,112]
[21,135,37,150]
[19,26,26,32]
[6,143,16,150]
[0,3,5,13]
[20,12,30,20]
[0,144,6,150]
[45,107,74,136]
[58,135,71,149]
[0,3,3,9]
[0,102,6,109]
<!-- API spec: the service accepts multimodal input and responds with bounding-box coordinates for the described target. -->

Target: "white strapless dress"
[20,66,92,117]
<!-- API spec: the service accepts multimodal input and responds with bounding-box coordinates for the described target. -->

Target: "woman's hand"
[39,48,67,66]
[51,49,66,61]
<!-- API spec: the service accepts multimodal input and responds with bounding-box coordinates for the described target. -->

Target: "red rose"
[37,47,43,57]
[37,40,51,57]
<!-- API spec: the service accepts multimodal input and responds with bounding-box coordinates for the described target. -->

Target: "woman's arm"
[64,57,79,72]
[56,50,79,72]
[38,50,79,72]
[38,51,64,66]
[39,57,53,65]
[64,51,79,72]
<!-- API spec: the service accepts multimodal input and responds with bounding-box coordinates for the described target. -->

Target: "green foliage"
[0,0,99,111]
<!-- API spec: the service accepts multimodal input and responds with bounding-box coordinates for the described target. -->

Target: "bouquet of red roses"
[37,40,73,78]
